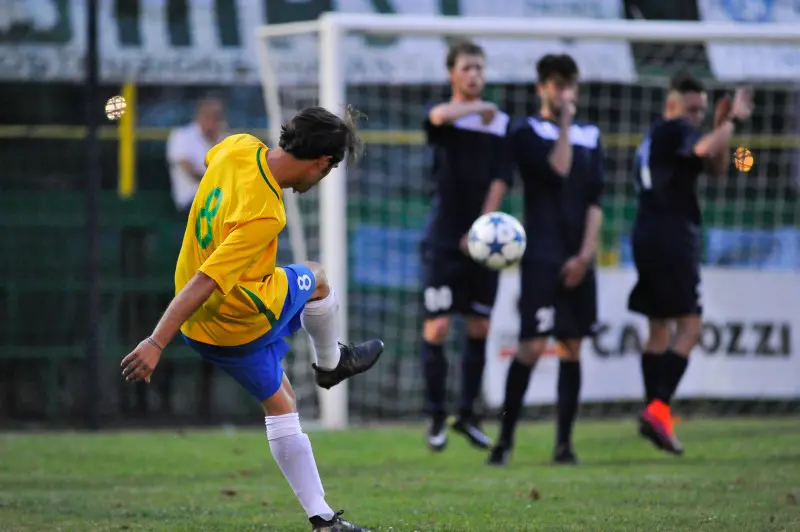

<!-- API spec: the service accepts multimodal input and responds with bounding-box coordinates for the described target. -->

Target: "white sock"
[265,413,335,521]
[300,289,341,371]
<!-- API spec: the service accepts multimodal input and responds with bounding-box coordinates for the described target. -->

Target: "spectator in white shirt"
[166,98,228,215]
[163,98,226,419]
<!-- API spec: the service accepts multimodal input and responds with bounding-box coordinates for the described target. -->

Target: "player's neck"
[539,106,557,122]
[265,148,296,189]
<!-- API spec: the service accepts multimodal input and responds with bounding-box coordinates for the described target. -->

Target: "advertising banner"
[0,0,634,84]
[698,0,800,81]
[483,267,800,407]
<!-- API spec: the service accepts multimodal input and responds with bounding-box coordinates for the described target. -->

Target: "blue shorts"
[183,264,316,402]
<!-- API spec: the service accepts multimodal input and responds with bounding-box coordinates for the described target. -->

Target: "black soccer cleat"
[638,416,665,450]
[552,443,580,465]
[451,416,493,450]
[426,415,448,452]
[310,510,370,531]
[486,444,511,467]
[313,340,384,390]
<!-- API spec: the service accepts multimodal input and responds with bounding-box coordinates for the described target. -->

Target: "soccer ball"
[105,95,127,121]
[467,212,527,271]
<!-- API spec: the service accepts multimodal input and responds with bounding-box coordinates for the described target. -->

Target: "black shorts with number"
[628,240,702,319]
[421,247,499,319]
[519,261,598,341]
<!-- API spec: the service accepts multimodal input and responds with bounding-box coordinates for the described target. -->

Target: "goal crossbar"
[257,13,800,42]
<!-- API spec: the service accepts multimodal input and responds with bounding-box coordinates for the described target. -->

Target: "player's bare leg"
[422,316,451,451]
[638,319,671,449]
[487,338,547,466]
[451,316,493,450]
[552,339,582,465]
[301,261,383,390]
[641,315,700,455]
[262,374,369,531]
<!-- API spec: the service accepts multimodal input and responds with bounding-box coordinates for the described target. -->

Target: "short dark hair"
[279,105,365,167]
[446,40,485,70]
[669,72,705,94]
[536,54,579,83]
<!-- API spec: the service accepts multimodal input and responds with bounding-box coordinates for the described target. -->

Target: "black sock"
[458,338,486,419]
[641,352,661,404]
[498,358,534,448]
[556,360,581,447]
[422,341,447,418]
[654,349,689,405]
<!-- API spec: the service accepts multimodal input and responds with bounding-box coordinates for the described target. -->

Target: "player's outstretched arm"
[693,88,753,166]
[121,272,218,382]
[121,218,280,382]
[428,101,497,126]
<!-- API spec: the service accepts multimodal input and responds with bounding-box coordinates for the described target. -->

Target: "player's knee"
[560,339,582,361]
[645,319,672,353]
[674,316,702,355]
[423,317,450,344]
[465,317,490,339]
[260,377,298,416]
[516,338,547,366]
[302,261,330,300]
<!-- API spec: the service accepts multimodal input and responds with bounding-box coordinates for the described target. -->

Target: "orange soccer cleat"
[639,399,684,455]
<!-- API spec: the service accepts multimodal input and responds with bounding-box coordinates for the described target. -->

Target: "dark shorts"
[183,264,315,402]
[421,248,499,319]
[628,248,702,319]
[519,261,598,340]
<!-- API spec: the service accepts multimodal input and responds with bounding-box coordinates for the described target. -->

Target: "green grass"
[1,419,799,531]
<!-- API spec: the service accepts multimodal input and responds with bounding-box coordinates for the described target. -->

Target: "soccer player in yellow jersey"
[120,106,382,532]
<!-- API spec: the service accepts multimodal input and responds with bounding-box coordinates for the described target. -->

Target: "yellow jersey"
[175,134,289,346]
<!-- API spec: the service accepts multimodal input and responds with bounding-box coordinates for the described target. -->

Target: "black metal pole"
[85,0,101,430]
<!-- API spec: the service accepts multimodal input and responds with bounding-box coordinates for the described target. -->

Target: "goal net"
[256,14,800,428]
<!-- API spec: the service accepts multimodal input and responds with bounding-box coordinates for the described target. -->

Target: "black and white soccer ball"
[467,212,527,271]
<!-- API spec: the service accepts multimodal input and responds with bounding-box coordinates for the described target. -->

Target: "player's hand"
[561,255,589,289]
[731,87,753,120]
[479,102,498,125]
[558,89,577,126]
[459,233,470,256]
[714,94,733,128]
[121,338,163,383]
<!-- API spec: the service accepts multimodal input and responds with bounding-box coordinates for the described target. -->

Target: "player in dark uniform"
[421,41,513,452]
[632,74,753,455]
[487,54,605,466]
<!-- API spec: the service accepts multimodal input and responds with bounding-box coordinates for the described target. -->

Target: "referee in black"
[632,74,753,455]
[488,54,605,466]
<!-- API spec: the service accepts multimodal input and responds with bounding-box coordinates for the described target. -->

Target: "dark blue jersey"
[511,116,605,265]
[422,109,513,251]
[632,118,704,256]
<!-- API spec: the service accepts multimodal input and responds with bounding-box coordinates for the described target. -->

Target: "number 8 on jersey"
[196,187,223,249]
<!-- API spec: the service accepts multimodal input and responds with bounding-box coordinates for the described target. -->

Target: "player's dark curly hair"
[536,54,579,83]
[279,105,365,168]
[446,40,485,69]
[670,72,705,94]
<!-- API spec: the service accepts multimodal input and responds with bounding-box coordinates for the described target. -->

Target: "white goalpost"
[255,14,800,429]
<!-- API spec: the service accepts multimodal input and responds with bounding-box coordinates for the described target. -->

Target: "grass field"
[1,418,799,531]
